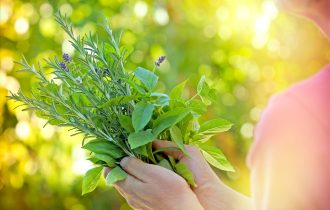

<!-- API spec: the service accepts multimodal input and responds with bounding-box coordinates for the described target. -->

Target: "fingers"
[120,157,172,182]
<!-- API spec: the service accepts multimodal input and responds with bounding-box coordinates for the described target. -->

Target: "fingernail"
[120,157,129,167]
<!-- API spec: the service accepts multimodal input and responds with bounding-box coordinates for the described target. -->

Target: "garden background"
[0,0,329,209]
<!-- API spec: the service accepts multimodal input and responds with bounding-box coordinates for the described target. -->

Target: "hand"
[105,154,204,210]
[153,140,251,210]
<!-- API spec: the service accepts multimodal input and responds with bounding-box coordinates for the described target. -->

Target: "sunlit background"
[1,0,329,209]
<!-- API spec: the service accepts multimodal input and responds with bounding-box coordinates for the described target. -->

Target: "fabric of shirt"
[247,64,330,210]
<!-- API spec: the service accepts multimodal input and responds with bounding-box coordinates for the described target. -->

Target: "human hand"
[105,155,204,210]
[153,140,251,210]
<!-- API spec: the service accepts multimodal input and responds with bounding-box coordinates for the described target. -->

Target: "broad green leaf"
[122,78,147,95]
[151,92,169,106]
[133,145,148,157]
[152,108,191,136]
[134,67,158,91]
[175,162,196,187]
[169,80,187,99]
[93,153,116,167]
[187,100,207,115]
[199,145,234,172]
[132,102,154,132]
[158,159,173,171]
[99,95,137,108]
[82,139,125,159]
[106,166,127,186]
[128,129,155,149]
[82,166,103,195]
[199,118,233,135]
[169,125,189,157]
[197,75,206,94]
[118,115,134,133]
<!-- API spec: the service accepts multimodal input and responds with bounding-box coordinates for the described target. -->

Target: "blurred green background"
[1,0,329,209]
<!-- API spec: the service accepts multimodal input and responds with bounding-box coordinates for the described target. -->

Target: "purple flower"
[155,56,166,67]
[60,62,69,72]
[62,53,71,63]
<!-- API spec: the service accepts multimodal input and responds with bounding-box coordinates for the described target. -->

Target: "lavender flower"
[62,53,71,63]
[60,62,69,72]
[155,56,166,67]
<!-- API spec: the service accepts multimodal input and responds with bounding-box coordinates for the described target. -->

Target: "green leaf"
[197,75,207,95]
[106,166,127,186]
[157,159,173,171]
[199,118,233,135]
[134,67,158,91]
[187,100,207,115]
[99,95,137,108]
[82,166,103,195]
[174,162,196,187]
[133,145,148,157]
[82,139,125,159]
[199,145,234,172]
[152,108,191,136]
[92,153,116,167]
[118,115,134,133]
[128,129,155,149]
[169,126,189,157]
[169,80,187,99]
[132,102,154,132]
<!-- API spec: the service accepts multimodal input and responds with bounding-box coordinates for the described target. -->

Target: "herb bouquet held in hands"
[9,13,234,195]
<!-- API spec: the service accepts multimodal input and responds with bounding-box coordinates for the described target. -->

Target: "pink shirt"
[247,64,330,210]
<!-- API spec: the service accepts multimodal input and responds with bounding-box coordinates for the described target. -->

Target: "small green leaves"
[174,162,196,187]
[170,80,187,99]
[132,102,154,132]
[106,166,127,186]
[128,129,155,149]
[199,145,234,172]
[169,126,189,156]
[199,118,233,135]
[99,95,137,108]
[134,67,158,91]
[82,166,103,195]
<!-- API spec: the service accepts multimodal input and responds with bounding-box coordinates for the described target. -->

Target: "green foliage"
[199,145,235,172]
[8,12,233,195]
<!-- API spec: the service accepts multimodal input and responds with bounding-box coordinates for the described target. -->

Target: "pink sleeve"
[247,93,330,210]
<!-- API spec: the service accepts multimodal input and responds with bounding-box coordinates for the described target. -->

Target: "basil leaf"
[169,79,187,99]
[199,118,233,135]
[169,125,189,157]
[174,162,196,187]
[118,115,134,133]
[82,166,103,195]
[134,67,158,91]
[82,139,125,159]
[199,145,234,172]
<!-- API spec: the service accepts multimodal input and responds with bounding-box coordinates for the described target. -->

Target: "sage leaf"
[82,139,125,159]
[106,166,127,186]
[132,102,154,132]
[134,67,158,91]
[199,145,234,172]
[92,153,116,167]
[128,129,155,149]
[82,166,103,195]
[118,115,134,133]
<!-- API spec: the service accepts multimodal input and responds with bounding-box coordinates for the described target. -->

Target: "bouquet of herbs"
[9,12,234,195]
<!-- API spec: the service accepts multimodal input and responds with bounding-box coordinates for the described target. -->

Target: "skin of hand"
[106,140,251,210]
[104,149,204,210]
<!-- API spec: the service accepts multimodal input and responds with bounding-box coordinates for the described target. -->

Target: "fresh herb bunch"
[9,12,234,195]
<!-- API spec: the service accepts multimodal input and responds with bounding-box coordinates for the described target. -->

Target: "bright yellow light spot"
[40,3,53,18]
[263,1,278,20]
[134,1,148,18]
[1,56,14,72]
[39,18,56,37]
[41,125,55,139]
[72,147,92,175]
[154,8,169,25]
[60,3,73,17]
[255,15,270,34]
[0,75,20,92]
[240,123,254,138]
[0,4,12,24]
[236,5,250,21]
[15,17,29,34]
[15,121,31,140]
